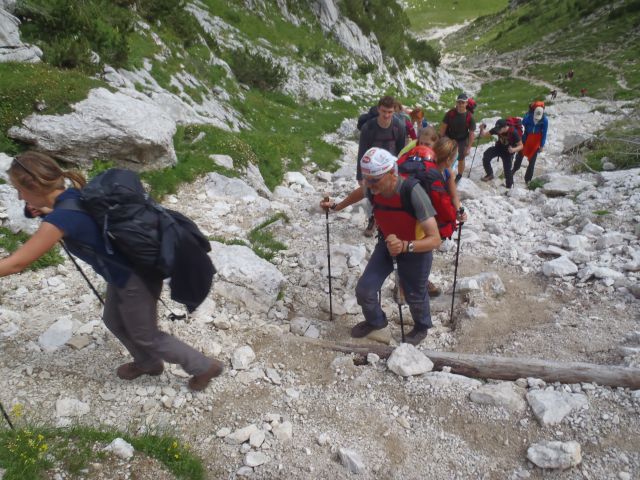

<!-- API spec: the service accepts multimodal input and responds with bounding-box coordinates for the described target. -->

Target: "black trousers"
[482,146,514,188]
[512,150,539,183]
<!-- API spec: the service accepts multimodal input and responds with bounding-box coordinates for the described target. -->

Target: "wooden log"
[300,338,640,389]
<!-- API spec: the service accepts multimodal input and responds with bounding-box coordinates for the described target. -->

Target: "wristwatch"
[407,241,415,253]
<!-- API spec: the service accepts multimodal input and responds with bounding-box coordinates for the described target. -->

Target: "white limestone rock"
[209,154,234,170]
[38,316,75,352]
[231,345,256,370]
[0,8,42,63]
[272,421,293,442]
[210,242,286,313]
[225,424,259,445]
[205,172,259,200]
[338,447,365,474]
[284,171,314,191]
[104,438,134,460]
[455,178,484,200]
[55,398,90,418]
[541,176,592,197]
[8,88,177,169]
[542,256,578,277]
[244,451,268,467]
[526,390,588,425]
[527,440,582,470]
[422,372,482,389]
[469,382,526,412]
[387,343,434,377]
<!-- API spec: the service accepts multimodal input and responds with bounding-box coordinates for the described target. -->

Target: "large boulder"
[8,88,177,170]
[209,242,285,313]
[0,8,42,63]
[312,0,383,65]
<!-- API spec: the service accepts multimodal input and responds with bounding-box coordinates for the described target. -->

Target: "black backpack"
[60,169,215,313]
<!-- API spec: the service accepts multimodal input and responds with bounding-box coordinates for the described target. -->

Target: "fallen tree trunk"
[301,338,640,389]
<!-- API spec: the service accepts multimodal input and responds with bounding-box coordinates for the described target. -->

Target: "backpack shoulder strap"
[56,197,86,212]
[399,177,419,218]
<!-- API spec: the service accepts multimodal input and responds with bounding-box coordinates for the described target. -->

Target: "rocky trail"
[1,84,639,479]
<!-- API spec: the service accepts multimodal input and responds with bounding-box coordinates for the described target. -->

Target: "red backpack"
[467,98,477,114]
[506,117,523,138]
[396,145,458,239]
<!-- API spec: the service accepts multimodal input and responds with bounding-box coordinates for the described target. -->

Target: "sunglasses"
[363,175,385,185]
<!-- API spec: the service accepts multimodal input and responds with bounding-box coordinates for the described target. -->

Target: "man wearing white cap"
[320,148,441,345]
[512,102,548,185]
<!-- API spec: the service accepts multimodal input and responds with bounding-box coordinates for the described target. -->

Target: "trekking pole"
[387,235,405,343]
[392,257,405,343]
[59,242,186,321]
[60,241,104,306]
[323,196,333,322]
[449,209,465,325]
[467,135,481,178]
[0,400,14,430]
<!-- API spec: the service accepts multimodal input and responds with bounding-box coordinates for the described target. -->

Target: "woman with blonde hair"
[1,151,224,391]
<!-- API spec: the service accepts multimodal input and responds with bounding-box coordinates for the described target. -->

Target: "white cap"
[360,148,396,177]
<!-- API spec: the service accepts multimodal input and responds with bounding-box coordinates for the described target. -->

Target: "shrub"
[228,49,287,91]
[331,83,346,96]
[136,0,202,48]
[357,62,376,75]
[407,37,441,67]
[15,0,133,72]
[527,178,546,190]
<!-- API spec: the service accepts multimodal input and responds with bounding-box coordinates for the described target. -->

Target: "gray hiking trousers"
[103,272,211,375]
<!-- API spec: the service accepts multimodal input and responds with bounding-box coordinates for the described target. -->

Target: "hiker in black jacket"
[439,93,476,183]
[0,151,224,391]
[357,95,407,236]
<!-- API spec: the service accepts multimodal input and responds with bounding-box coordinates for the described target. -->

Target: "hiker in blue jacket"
[512,103,548,184]
[0,151,224,391]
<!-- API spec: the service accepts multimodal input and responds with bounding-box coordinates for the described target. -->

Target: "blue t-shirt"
[44,189,131,287]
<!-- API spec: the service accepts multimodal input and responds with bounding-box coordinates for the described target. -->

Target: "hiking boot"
[404,326,429,346]
[454,173,463,184]
[351,320,388,338]
[364,216,376,237]
[481,174,494,182]
[188,359,225,391]
[428,281,441,297]
[116,362,164,381]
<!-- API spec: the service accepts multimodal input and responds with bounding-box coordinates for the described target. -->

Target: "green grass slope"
[447,0,640,100]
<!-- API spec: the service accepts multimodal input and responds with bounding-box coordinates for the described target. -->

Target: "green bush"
[136,0,202,48]
[331,83,346,96]
[16,0,133,72]
[357,62,376,75]
[407,37,441,67]
[228,48,287,91]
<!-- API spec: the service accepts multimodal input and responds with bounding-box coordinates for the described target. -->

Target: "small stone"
[249,430,265,448]
[338,447,365,474]
[216,427,231,438]
[66,335,91,350]
[272,421,293,442]
[316,433,330,446]
[104,438,134,460]
[244,451,268,467]
[527,440,581,470]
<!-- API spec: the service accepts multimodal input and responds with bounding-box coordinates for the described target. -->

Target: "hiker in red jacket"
[439,93,476,184]
[321,148,441,345]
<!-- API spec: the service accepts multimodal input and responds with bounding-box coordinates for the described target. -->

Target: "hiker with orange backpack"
[478,118,523,188]
[513,101,548,185]
[439,93,476,183]
[320,148,441,345]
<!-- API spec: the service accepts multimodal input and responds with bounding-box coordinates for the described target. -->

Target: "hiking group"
[321,93,549,345]
[0,93,550,389]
